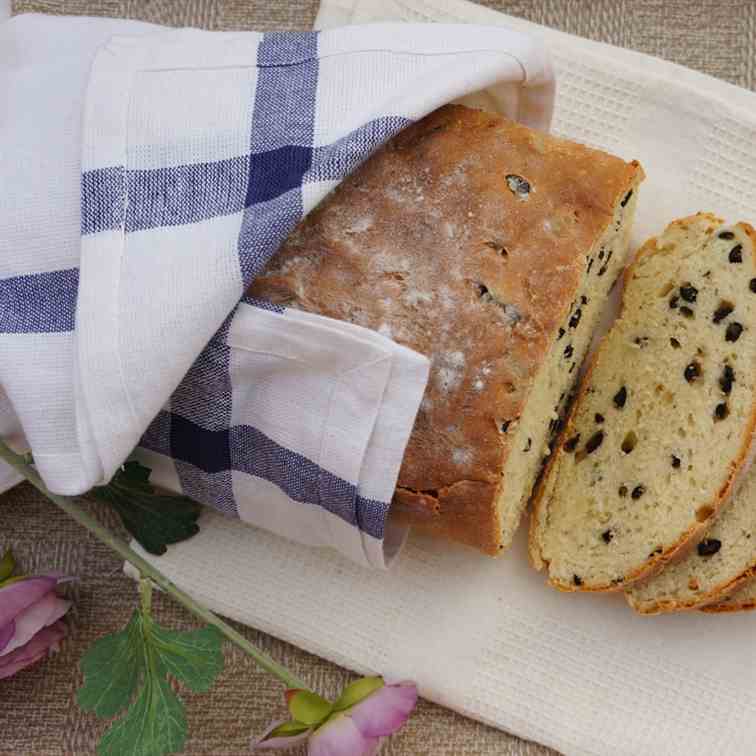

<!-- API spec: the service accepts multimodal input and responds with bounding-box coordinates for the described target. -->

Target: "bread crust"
[530,215,756,591]
[631,567,756,614]
[701,600,756,614]
[250,104,641,555]
[700,578,756,613]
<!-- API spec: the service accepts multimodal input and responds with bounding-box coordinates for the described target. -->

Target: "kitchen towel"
[126,1,756,755]
[0,11,553,567]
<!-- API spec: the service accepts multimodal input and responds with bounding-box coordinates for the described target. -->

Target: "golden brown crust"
[632,569,756,614]
[700,581,756,614]
[701,602,756,614]
[250,104,641,554]
[530,216,756,592]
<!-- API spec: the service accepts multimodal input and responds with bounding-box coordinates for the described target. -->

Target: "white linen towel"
[126,2,756,755]
[0,11,553,567]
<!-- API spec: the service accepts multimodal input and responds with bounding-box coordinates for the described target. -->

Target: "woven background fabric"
[5,1,756,754]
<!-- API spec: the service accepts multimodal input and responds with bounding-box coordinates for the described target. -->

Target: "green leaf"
[78,611,143,718]
[78,600,224,756]
[333,676,384,712]
[288,690,333,726]
[268,720,312,738]
[97,676,186,756]
[120,460,152,488]
[149,624,224,693]
[0,549,16,583]
[91,459,202,555]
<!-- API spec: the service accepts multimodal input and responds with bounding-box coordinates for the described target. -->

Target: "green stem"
[0,440,307,691]
[140,576,153,616]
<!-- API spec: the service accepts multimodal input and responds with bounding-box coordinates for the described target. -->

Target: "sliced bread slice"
[701,578,756,613]
[530,214,756,591]
[627,461,756,613]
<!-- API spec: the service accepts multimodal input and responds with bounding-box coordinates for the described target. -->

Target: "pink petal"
[251,719,312,751]
[0,620,15,653]
[1,592,71,656]
[0,647,49,679]
[0,576,58,627]
[0,620,67,679]
[349,682,418,738]
[308,715,376,756]
[363,739,382,756]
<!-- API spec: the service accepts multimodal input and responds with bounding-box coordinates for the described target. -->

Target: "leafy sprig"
[0,439,381,756]
[91,461,201,555]
[78,580,224,756]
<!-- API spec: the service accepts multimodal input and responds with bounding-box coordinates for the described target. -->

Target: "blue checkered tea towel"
[0,13,553,567]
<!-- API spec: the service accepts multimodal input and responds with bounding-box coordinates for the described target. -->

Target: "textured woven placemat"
[5,1,756,754]
[12,0,756,90]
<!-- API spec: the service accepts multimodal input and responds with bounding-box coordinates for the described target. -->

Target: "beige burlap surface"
[4,1,755,754]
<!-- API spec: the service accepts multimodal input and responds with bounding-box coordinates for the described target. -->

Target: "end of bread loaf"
[530,214,756,590]
[495,171,644,550]
[250,104,644,556]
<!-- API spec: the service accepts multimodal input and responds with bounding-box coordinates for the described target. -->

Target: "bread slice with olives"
[627,461,756,613]
[701,576,756,613]
[530,213,756,592]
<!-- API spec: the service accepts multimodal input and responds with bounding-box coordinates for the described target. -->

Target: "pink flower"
[253,678,418,755]
[0,569,72,679]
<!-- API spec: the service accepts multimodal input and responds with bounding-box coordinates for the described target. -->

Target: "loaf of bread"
[530,214,756,590]
[701,578,756,613]
[627,460,756,614]
[250,105,643,555]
